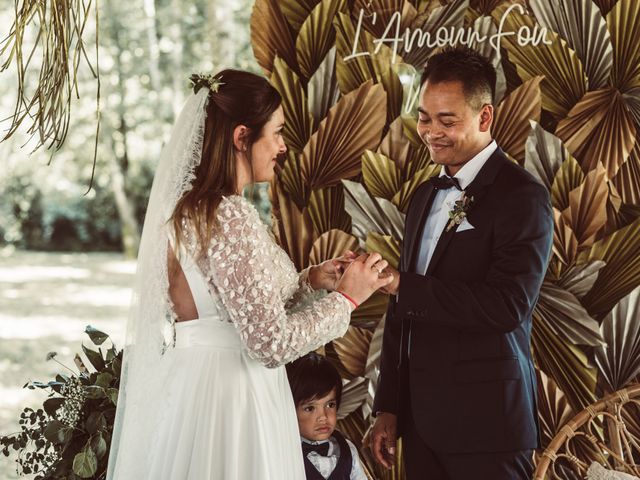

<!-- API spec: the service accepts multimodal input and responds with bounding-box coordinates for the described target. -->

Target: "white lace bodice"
[181,195,352,368]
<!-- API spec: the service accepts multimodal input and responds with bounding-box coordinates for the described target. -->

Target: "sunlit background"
[0,1,263,477]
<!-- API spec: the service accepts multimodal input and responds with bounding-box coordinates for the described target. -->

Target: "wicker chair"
[534,384,640,480]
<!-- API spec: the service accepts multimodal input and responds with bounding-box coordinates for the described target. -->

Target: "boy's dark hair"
[286,353,343,408]
[420,46,496,110]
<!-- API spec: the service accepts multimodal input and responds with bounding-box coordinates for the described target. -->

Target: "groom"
[369,47,553,479]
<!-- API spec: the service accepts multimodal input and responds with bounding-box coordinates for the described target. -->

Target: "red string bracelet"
[337,291,359,309]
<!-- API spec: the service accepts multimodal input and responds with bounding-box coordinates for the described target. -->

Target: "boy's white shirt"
[301,435,368,480]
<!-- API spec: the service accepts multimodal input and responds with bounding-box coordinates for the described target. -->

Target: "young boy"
[286,353,368,480]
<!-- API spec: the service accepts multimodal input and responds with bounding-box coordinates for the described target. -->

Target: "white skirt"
[144,318,305,480]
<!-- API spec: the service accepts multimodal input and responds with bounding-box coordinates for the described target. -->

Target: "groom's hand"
[378,266,400,295]
[367,412,397,469]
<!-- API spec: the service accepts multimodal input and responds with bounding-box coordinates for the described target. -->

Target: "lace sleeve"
[285,267,327,312]
[205,197,353,368]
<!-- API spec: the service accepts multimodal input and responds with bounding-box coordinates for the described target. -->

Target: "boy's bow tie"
[302,441,330,456]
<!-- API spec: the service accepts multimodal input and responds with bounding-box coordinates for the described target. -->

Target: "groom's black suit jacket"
[373,147,553,454]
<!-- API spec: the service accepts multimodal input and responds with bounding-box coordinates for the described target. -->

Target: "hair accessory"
[189,73,225,94]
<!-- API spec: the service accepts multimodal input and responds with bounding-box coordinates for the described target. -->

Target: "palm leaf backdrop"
[251,0,640,478]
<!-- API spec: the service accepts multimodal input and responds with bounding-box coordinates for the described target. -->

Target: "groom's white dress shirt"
[414,140,497,275]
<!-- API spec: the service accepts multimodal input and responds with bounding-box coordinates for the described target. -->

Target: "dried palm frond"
[392,163,439,213]
[362,151,403,200]
[309,229,360,265]
[559,163,608,248]
[377,116,431,172]
[467,15,508,103]
[366,232,401,269]
[338,376,369,419]
[555,87,637,179]
[279,0,320,32]
[556,260,606,299]
[493,4,587,119]
[350,0,408,40]
[624,88,640,128]
[342,180,405,242]
[469,0,508,15]
[370,116,436,212]
[278,150,309,208]
[612,140,640,205]
[529,0,613,90]
[492,76,542,164]
[308,185,352,236]
[333,12,403,122]
[365,313,386,387]
[333,326,373,378]
[295,0,343,80]
[536,282,604,347]
[403,0,468,69]
[536,369,576,448]
[579,217,640,320]
[532,309,598,412]
[552,208,580,268]
[271,186,316,270]
[551,155,586,212]
[307,47,340,125]
[350,292,389,330]
[1,0,100,182]
[607,0,640,92]
[592,0,617,16]
[301,81,387,190]
[594,285,640,393]
[251,0,297,75]
[524,121,574,191]
[270,57,313,154]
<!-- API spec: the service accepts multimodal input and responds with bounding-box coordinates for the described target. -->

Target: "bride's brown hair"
[171,69,282,256]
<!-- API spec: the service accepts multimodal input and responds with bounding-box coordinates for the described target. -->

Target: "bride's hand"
[336,252,393,306]
[309,250,359,291]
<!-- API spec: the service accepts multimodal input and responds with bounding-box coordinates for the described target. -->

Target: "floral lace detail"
[285,267,325,312]
[190,196,351,368]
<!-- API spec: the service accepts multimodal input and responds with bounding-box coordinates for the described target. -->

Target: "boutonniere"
[446,192,474,232]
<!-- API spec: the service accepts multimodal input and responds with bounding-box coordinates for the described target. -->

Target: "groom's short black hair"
[420,46,496,110]
[286,353,343,408]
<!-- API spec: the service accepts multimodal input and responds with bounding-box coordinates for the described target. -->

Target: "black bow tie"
[430,175,462,191]
[302,441,330,457]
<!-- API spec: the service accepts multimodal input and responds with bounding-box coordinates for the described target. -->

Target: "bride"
[106,69,392,479]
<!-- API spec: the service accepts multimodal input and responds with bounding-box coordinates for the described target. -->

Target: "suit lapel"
[424,148,508,276]
[401,181,437,273]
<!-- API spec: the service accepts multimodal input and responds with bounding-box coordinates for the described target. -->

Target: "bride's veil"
[106,87,210,479]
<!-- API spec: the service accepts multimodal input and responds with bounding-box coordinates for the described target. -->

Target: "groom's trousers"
[402,412,534,480]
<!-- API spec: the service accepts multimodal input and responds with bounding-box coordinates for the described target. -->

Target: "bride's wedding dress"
[107,88,353,480]
[139,195,352,479]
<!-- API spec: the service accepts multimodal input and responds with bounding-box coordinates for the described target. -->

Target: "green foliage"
[0,167,124,251]
[0,327,122,479]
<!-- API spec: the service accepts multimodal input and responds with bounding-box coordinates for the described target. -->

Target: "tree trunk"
[108,152,141,257]
[143,0,162,92]
[169,0,184,117]
[103,0,141,257]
